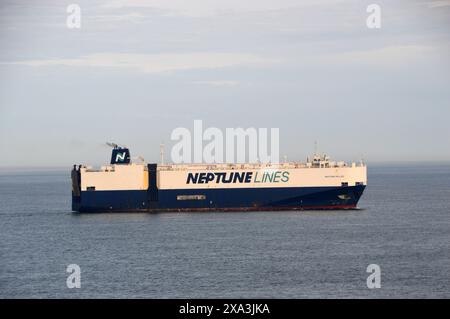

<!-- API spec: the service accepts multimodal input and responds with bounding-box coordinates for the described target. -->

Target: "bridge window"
[341,182,348,187]
[87,186,96,191]
[177,195,206,200]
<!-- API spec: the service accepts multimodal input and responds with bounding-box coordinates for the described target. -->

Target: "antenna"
[314,140,318,156]
[106,142,118,148]
[106,142,128,149]
[160,143,165,165]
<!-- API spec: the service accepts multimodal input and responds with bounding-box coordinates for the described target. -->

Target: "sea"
[0,163,449,298]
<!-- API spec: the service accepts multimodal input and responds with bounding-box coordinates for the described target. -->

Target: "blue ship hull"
[72,185,366,213]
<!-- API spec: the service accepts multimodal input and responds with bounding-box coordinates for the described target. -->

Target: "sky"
[0,0,449,166]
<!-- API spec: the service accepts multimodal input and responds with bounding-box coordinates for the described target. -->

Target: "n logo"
[116,152,126,162]
[110,148,130,164]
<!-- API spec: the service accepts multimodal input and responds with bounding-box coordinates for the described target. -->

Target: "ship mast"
[314,140,318,157]
[160,143,165,165]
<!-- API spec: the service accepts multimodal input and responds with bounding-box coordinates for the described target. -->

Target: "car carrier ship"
[71,144,367,213]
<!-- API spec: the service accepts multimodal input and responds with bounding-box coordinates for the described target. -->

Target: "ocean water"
[0,164,449,298]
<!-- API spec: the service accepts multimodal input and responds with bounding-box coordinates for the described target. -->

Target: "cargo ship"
[71,145,367,213]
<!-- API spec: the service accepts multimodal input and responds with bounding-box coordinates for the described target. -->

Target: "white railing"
[81,160,365,173]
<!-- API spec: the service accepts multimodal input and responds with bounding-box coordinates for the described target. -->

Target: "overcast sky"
[0,0,449,166]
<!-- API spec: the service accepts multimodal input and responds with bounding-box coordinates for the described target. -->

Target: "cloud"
[90,12,146,23]
[6,52,278,73]
[426,0,450,8]
[101,0,350,17]
[300,45,437,68]
[193,80,240,87]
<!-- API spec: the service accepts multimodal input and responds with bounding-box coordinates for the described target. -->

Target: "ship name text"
[186,171,290,184]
